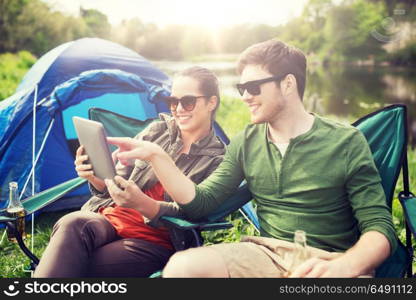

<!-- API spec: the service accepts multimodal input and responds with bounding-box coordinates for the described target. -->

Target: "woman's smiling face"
[170,76,216,133]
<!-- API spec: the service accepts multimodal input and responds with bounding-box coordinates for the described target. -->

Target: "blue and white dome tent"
[0,38,173,210]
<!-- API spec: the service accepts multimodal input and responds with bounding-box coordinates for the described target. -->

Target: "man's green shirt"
[179,115,397,253]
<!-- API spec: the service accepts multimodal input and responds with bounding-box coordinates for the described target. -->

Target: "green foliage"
[392,149,416,242]
[0,0,93,56]
[0,0,29,53]
[12,1,90,56]
[0,51,36,100]
[322,0,386,60]
[0,0,415,63]
[202,212,260,245]
[277,0,389,62]
[216,95,250,138]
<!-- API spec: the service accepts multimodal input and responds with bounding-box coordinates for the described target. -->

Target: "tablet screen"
[72,117,116,180]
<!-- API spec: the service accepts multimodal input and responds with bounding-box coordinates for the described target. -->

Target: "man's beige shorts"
[206,236,373,278]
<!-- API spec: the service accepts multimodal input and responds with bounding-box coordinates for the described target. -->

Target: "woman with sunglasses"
[34,66,225,278]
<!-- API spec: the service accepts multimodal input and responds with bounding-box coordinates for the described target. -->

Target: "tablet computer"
[72,116,116,180]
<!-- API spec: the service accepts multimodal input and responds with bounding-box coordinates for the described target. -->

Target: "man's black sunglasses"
[163,95,206,111]
[236,74,288,96]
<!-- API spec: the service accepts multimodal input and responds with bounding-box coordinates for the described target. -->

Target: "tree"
[322,0,387,60]
[218,24,278,54]
[111,18,150,52]
[12,0,89,56]
[138,25,185,60]
[302,0,332,29]
[80,8,111,39]
[0,0,29,52]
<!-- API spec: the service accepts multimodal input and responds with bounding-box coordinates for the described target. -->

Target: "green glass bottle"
[6,182,26,243]
[288,230,310,275]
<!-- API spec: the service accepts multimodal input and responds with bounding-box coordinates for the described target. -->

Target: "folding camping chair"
[1,105,415,277]
[352,104,415,277]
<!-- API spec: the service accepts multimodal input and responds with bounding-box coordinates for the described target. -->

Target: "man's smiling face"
[239,64,287,124]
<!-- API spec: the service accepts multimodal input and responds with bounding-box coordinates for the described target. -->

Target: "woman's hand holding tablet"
[72,117,116,180]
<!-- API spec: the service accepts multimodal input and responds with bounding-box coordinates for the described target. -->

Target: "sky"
[43,0,309,28]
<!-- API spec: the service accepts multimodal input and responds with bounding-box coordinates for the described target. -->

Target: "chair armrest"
[199,222,233,231]
[22,177,87,214]
[0,177,85,223]
[160,216,233,231]
[0,214,15,222]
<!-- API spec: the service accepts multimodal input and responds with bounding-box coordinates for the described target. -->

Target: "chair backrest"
[89,107,230,147]
[352,105,408,209]
[89,107,156,151]
[352,105,411,277]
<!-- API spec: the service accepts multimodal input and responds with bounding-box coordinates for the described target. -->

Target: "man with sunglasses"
[111,40,396,278]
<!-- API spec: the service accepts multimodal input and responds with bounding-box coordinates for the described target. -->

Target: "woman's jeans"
[34,211,174,277]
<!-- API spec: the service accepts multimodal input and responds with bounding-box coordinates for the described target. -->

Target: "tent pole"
[31,85,38,255]
[20,118,55,201]
[19,117,55,275]
[238,208,260,234]
[30,84,38,276]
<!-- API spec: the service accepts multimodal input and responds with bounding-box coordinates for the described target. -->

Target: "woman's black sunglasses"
[236,74,288,96]
[163,95,207,111]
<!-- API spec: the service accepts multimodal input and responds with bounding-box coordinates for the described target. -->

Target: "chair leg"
[190,229,203,247]
[405,223,414,277]
[6,221,39,270]
[167,227,204,251]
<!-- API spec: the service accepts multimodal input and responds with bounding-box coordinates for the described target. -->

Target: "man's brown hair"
[237,39,307,100]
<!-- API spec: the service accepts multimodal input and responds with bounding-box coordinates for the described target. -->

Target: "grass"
[0,210,76,278]
[0,51,36,101]
[216,95,251,137]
